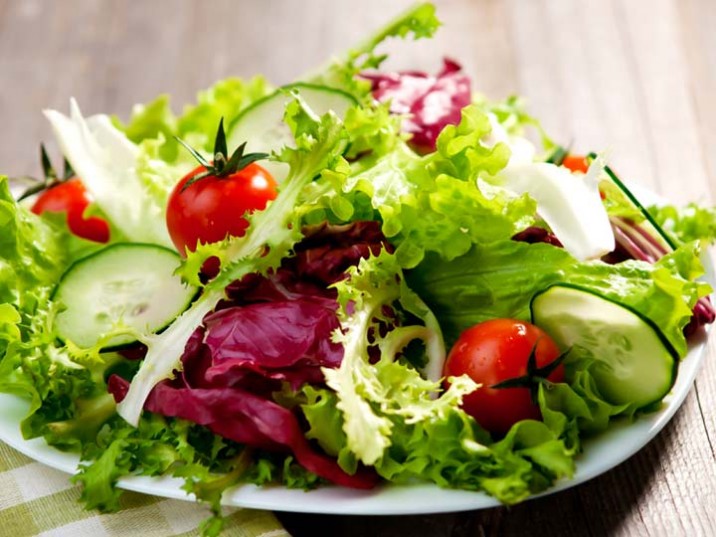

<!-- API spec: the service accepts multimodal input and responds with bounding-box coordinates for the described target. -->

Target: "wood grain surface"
[1,1,715,535]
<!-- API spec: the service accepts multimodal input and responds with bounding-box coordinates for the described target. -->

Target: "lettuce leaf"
[44,102,174,248]
[408,239,710,356]
[648,203,716,245]
[0,178,72,301]
[473,94,556,153]
[307,2,440,98]
[114,95,177,159]
[342,105,533,268]
[117,76,272,161]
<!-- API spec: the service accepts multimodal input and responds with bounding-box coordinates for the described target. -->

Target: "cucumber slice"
[227,83,358,180]
[53,243,197,349]
[531,284,678,408]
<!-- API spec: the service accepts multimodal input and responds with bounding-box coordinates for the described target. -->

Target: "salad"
[2,2,716,534]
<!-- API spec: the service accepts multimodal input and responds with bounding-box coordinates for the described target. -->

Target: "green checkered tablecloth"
[0,441,290,537]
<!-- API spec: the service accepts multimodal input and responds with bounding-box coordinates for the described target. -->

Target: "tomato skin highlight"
[166,163,278,256]
[443,319,564,436]
[31,178,110,243]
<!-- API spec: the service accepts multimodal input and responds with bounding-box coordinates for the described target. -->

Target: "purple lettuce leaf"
[362,58,471,152]
[202,298,343,389]
[108,222,389,488]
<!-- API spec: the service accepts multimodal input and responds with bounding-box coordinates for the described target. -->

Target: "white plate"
[0,186,712,515]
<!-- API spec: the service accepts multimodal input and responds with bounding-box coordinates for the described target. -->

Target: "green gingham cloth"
[0,441,290,537]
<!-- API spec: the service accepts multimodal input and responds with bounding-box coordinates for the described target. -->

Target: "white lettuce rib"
[116,292,218,426]
[500,158,615,261]
[44,99,172,248]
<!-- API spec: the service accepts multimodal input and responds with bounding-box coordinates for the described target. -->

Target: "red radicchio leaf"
[511,226,563,247]
[223,221,387,306]
[108,222,390,489]
[201,298,343,389]
[362,58,471,152]
[684,296,716,337]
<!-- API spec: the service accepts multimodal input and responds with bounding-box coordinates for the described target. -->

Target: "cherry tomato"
[443,319,564,436]
[561,154,589,174]
[31,178,110,243]
[166,163,278,256]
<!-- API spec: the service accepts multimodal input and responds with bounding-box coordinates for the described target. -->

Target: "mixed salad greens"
[1,3,716,534]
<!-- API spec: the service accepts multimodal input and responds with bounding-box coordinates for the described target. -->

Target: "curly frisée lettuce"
[322,250,471,465]
[307,2,440,98]
[116,96,351,426]
[0,176,108,435]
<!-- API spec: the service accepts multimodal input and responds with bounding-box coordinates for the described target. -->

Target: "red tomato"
[443,319,564,436]
[31,178,110,243]
[166,163,277,256]
[561,154,589,174]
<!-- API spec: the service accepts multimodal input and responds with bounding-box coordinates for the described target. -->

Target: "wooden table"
[1,1,714,535]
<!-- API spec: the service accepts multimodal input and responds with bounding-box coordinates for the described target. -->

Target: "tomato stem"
[41,143,56,180]
[491,345,571,404]
[544,144,569,166]
[176,118,269,192]
[16,143,74,201]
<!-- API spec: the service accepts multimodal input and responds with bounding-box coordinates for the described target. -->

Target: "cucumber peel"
[227,83,357,180]
[52,243,197,350]
[531,283,678,408]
